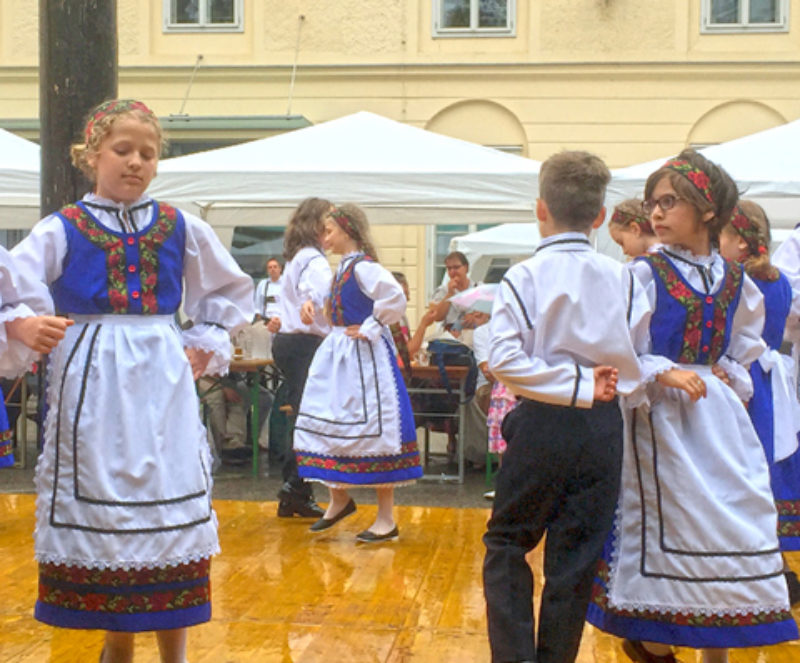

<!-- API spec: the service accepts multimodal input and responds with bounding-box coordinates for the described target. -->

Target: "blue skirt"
[0,388,13,468]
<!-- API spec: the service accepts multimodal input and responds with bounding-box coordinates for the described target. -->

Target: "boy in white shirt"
[483,151,648,663]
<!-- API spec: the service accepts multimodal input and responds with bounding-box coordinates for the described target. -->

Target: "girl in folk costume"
[0,252,72,467]
[608,198,660,259]
[718,201,800,600]
[11,99,254,663]
[586,150,797,663]
[294,204,422,542]
[269,197,334,519]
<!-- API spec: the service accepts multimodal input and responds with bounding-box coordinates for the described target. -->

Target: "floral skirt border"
[35,557,211,631]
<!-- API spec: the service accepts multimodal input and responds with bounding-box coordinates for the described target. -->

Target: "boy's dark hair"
[539,151,611,230]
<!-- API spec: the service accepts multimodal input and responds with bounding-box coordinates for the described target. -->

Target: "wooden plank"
[1,494,799,661]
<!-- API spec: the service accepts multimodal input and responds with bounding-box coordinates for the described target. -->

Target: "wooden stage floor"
[1,494,800,662]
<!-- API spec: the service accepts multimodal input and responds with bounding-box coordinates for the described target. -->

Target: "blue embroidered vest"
[640,252,743,365]
[51,201,185,315]
[330,255,374,326]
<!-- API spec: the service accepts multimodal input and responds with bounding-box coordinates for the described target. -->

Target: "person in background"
[719,200,800,604]
[270,197,333,519]
[294,204,422,542]
[608,198,660,259]
[254,256,283,322]
[431,251,478,332]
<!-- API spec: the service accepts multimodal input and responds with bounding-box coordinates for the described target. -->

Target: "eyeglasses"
[642,194,685,216]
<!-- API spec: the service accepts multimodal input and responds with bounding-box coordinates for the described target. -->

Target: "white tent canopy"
[602,120,800,256]
[0,128,40,228]
[149,111,541,242]
[449,222,540,282]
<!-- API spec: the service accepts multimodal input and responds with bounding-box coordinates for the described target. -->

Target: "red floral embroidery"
[662,158,714,205]
[38,559,211,615]
[778,520,800,538]
[776,500,800,517]
[591,559,792,627]
[59,202,177,315]
[297,440,421,475]
[648,255,741,365]
[0,428,12,461]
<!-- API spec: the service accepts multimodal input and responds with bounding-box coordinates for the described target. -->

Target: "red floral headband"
[730,205,768,256]
[662,158,714,206]
[85,99,155,143]
[610,208,654,235]
[330,208,358,239]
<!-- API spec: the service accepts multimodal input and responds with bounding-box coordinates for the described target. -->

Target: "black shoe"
[355,525,399,543]
[786,568,800,606]
[277,496,324,518]
[622,639,676,663]
[309,499,357,532]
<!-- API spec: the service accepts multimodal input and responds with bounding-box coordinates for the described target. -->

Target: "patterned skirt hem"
[586,602,798,648]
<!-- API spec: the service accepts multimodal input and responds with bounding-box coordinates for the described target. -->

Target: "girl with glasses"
[587,150,796,663]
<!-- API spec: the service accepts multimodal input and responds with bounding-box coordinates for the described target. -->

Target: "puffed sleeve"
[716,273,765,401]
[180,212,255,376]
[297,251,332,310]
[488,272,595,408]
[353,260,406,343]
[1,217,64,376]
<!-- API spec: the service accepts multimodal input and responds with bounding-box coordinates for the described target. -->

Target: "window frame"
[432,0,516,38]
[163,0,244,33]
[701,0,789,33]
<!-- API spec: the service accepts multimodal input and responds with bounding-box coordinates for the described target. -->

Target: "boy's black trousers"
[483,397,623,663]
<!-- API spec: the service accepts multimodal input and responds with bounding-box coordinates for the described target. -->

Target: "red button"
[705,296,713,304]
[705,321,712,328]
[128,265,136,273]
[127,237,135,245]
[702,345,709,352]
[131,291,140,299]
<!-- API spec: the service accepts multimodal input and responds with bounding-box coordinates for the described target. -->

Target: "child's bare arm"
[5,315,73,354]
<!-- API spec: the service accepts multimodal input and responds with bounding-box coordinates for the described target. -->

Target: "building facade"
[1,0,798,317]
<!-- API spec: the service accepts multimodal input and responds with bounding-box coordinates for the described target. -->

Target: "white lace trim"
[607,598,791,617]
[33,545,220,571]
[663,244,718,266]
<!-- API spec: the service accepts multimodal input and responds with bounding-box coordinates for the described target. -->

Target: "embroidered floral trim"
[60,204,128,312]
[778,520,800,538]
[0,429,12,460]
[647,254,741,364]
[611,208,653,234]
[38,559,210,614]
[59,202,178,315]
[138,202,178,314]
[330,254,372,326]
[662,158,714,205]
[297,440,421,475]
[776,500,800,517]
[592,559,792,626]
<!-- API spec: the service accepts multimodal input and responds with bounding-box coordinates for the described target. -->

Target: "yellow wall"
[3,0,800,321]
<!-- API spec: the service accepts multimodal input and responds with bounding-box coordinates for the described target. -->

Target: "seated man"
[199,374,250,467]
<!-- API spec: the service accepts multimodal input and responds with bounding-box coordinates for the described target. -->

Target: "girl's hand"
[711,363,731,386]
[6,315,74,354]
[266,316,281,333]
[186,347,213,380]
[344,324,368,341]
[656,368,707,401]
[300,300,315,325]
[593,365,618,402]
